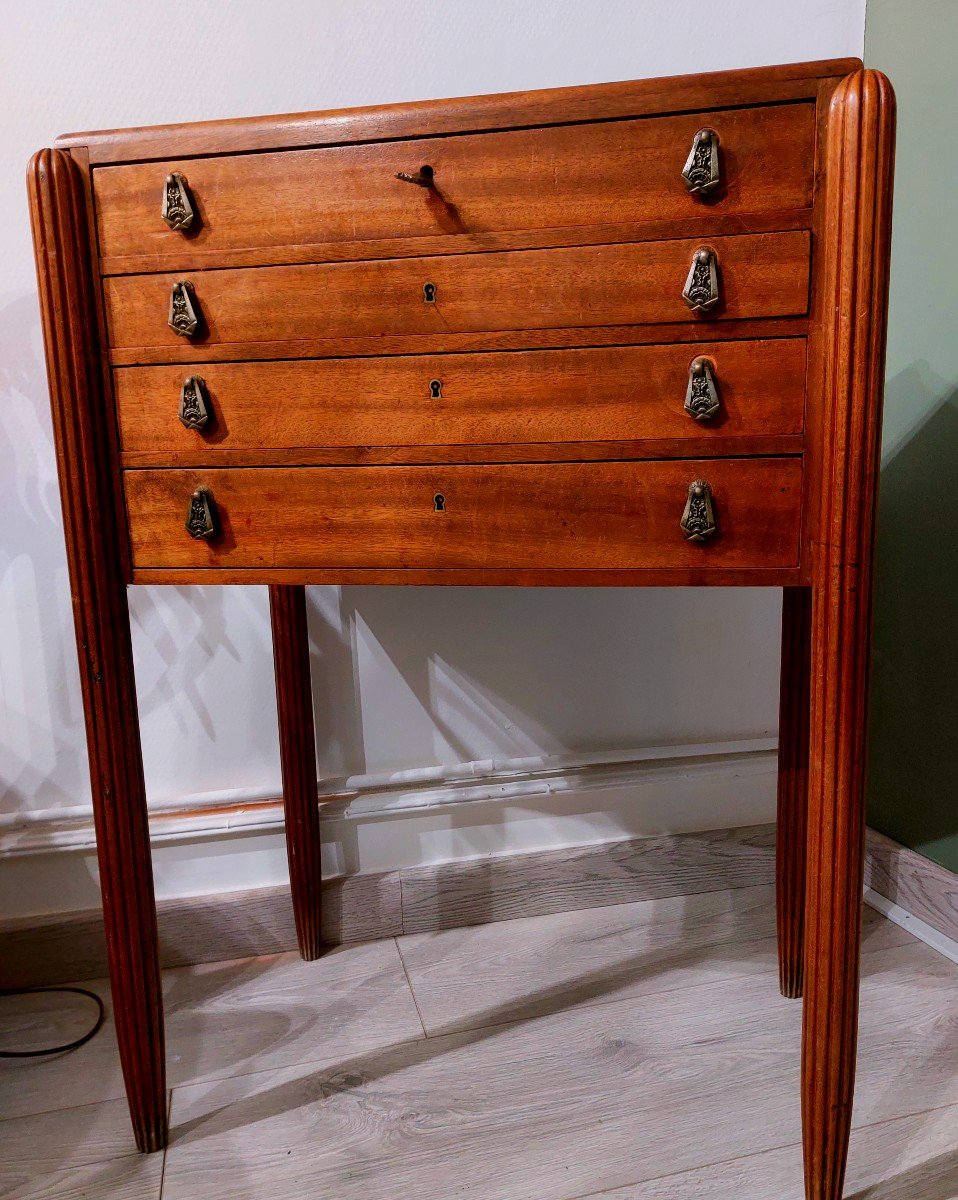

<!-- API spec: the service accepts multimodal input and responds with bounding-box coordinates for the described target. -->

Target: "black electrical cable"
[0,986,105,1058]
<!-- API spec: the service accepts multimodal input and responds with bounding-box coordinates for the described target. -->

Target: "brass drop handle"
[680,479,717,542]
[179,376,211,430]
[684,357,720,421]
[161,172,195,231]
[682,248,720,315]
[396,164,435,188]
[185,487,217,541]
[682,128,720,196]
[168,281,201,337]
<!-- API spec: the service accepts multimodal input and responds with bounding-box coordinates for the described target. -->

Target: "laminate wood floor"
[1,885,955,1199]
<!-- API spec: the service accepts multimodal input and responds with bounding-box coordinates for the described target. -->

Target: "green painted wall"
[865,0,958,871]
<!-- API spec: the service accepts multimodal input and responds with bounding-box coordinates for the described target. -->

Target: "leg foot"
[28,148,167,1152]
[269,585,323,960]
[800,68,895,1200]
[776,587,812,999]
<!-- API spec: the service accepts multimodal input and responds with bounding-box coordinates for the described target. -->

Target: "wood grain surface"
[865,828,958,947]
[3,905,951,1200]
[102,231,811,352]
[30,59,897,1178]
[0,869,404,990]
[98,207,814,278]
[123,457,803,572]
[58,58,859,163]
[107,315,810,369]
[401,826,778,934]
[159,942,955,1200]
[397,886,909,1037]
[776,586,812,999]
[268,585,323,962]
[27,148,167,1152]
[801,69,896,1200]
[93,103,814,268]
[114,338,807,463]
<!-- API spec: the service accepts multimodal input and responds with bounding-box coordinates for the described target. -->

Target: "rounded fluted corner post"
[776,586,812,1000]
[802,69,896,1200]
[27,149,168,1153]
[269,585,323,960]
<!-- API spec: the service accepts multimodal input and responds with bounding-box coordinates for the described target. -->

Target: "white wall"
[0,0,866,918]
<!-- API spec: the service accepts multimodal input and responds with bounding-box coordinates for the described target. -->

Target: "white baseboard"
[864,887,958,967]
[0,738,778,920]
[4,812,957,989]
[1,737,778,855]
[1,824,778,987]
[864,828,958,964]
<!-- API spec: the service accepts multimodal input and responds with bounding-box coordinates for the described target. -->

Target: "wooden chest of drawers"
[29,57,895,1200]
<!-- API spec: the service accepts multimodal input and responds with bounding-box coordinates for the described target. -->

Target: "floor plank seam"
[155,1090,172,1200]
[562,1136,807,1200]
[5,900,955,1199]
[393,918,911,1044]
[403,956,784,1042]
[0,1082,128,1127]
[560,1095,958,1200]
[393,937,430,1040]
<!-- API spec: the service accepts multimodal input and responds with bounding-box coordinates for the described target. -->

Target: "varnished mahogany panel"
[124,458,802,572]
[108,315,810,369]
[801,70,896,1200]
[99,208,812,278]
[58,58,858,164]
[103,231,810,353]
[30,62,895,1185]
[268,585,322,962]
[776,585,812,1000]
[94,104,814,271]
[131,565,804,587]
[121,438,804,471]
[115,339,807,463]
[27,149,167,1152]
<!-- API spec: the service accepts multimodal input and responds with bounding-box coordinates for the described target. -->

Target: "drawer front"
[104,232,810,353]
[124,459,802,571]
[94,103,815,267]
[115,339,806,460]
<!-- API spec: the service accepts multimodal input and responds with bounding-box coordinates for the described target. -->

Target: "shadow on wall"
[329,583,782,777]
[0,286,782,827]
[868,362,958,871]
[0,292,84,815]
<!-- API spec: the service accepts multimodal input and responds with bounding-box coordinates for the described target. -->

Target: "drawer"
[104,231,810,353]
[124,458,802,571]
[94,103,815,269]
[115,339,807,462]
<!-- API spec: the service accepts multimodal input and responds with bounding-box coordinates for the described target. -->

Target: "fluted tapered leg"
[802,69,895,1200]
[776,586,812,999]
[28,149,167,1152]
[269,585,323,960]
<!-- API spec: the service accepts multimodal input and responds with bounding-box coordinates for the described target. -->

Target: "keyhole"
[429,379,443,399]
[423,282,437,303]
[434,493,446,512]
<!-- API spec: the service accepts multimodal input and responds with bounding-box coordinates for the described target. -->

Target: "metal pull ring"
[185,487,217,541]
[684,358,721,421]
[682,128,721,196]
[396,165,435,187]
[680,480,717,542]
[161,172,195,231]
[168,281,201,337]
[179,376,211,430]
[682,248,720,315]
